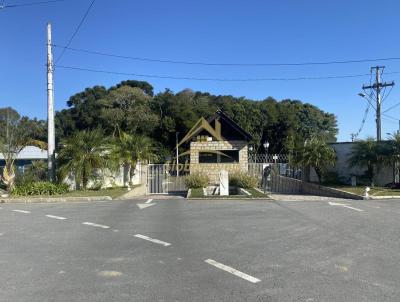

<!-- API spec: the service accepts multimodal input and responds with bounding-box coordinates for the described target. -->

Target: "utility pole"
[362,66,395,141]
[47,23,56,181]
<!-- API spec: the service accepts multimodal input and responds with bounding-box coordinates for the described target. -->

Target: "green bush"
[229,172,258,189]
[12,181,69,196]
[321,171,346,186]
[184,173,209,189]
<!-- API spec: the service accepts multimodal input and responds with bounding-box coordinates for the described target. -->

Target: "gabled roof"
[178,110,252,147]
[207,110,253,141]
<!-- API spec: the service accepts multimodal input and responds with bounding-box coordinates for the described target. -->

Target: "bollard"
[364,187,370,199]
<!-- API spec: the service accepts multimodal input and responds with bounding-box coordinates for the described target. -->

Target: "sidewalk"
[269,194,353,202]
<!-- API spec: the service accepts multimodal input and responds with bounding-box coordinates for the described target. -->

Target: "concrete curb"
[322,187,365,200]
[369,195,400,200]
[0,196,113,203]
[187,197,272,201]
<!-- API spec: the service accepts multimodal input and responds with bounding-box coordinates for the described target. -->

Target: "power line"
[352,104,371,140]
[382,117,399,124]
[51,44,400,67]
[1,0,66,8]
[55,0,96,64]
[55,64,378,82]
[361,66,395,141]
[382,113,399,121]
[383,101,400,114]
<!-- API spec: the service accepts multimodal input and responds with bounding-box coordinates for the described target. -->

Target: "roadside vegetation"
[185,173,209,189]
[3,79,400,198]
[229,172,258,189]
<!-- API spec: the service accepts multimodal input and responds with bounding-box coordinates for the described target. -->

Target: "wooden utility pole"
[47,23,55,181]
[362,66,395,141]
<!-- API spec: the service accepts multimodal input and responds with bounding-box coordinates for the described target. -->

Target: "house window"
[199,150,239,163]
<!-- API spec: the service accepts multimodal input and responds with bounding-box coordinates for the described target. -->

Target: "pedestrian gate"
[147,164,187,194]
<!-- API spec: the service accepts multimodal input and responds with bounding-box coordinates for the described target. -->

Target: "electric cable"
[55,0,96,63]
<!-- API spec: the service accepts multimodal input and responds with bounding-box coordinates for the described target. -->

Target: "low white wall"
[309,142,394,186]
[64,164,147,190]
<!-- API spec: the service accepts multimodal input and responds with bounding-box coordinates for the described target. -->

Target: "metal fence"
[248,154,288,163]
[248,163,303,194]
[146,162,302,195]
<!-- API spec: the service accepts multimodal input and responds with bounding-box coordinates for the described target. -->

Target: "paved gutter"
[0,196,113,203]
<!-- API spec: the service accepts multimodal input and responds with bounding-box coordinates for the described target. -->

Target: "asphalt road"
[1,197,400,301]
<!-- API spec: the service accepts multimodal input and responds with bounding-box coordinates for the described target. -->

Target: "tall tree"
[300,136,336,183]
[347,138,384,186]
[99,86,159,136]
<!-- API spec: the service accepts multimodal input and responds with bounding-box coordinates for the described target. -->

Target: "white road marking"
[145,198,153,204]
[0,233,3,236]
[358,204,380,209]
[82,222,110,229]
[12,210,30,214]
[137,203,156,209]
[131,234,171,246]
[46,215,67,220]
[328,202,364,212]
[205,259,261,284]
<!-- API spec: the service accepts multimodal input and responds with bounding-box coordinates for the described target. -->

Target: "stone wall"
[190,140,248,184]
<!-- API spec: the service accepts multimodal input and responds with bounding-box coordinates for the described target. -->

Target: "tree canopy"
[55,80,338,157]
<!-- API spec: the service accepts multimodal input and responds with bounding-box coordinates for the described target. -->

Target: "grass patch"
[188,187,269,199]
[246,187,269,198]
[189,188,205,198]
[332,186,400,196]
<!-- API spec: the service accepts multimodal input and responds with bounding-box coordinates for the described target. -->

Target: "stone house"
[178,110,252,183]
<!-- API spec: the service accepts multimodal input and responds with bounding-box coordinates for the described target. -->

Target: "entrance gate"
[147,163,302,195]
[147,164,187,194]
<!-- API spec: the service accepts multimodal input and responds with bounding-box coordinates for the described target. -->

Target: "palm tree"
[0,108,46,192]
[347,137,384,186]
[110,132,157,187]
[58,129,108,190]
[381,132,400,183]
[301,136,336,184]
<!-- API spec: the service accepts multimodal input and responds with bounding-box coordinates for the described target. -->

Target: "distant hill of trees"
[18,79,340,159]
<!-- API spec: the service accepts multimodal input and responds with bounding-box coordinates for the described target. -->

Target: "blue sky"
[1,0,400,141]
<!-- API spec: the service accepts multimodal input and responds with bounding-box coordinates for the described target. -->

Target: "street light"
[358,92,376,110]
[358,92,380,141]
[248,145,254,162]
[263,141,270,162]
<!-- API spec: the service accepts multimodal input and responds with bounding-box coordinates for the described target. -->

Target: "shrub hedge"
[184,173,209,189]
[12,181,69,196]
[229,172,258,189]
